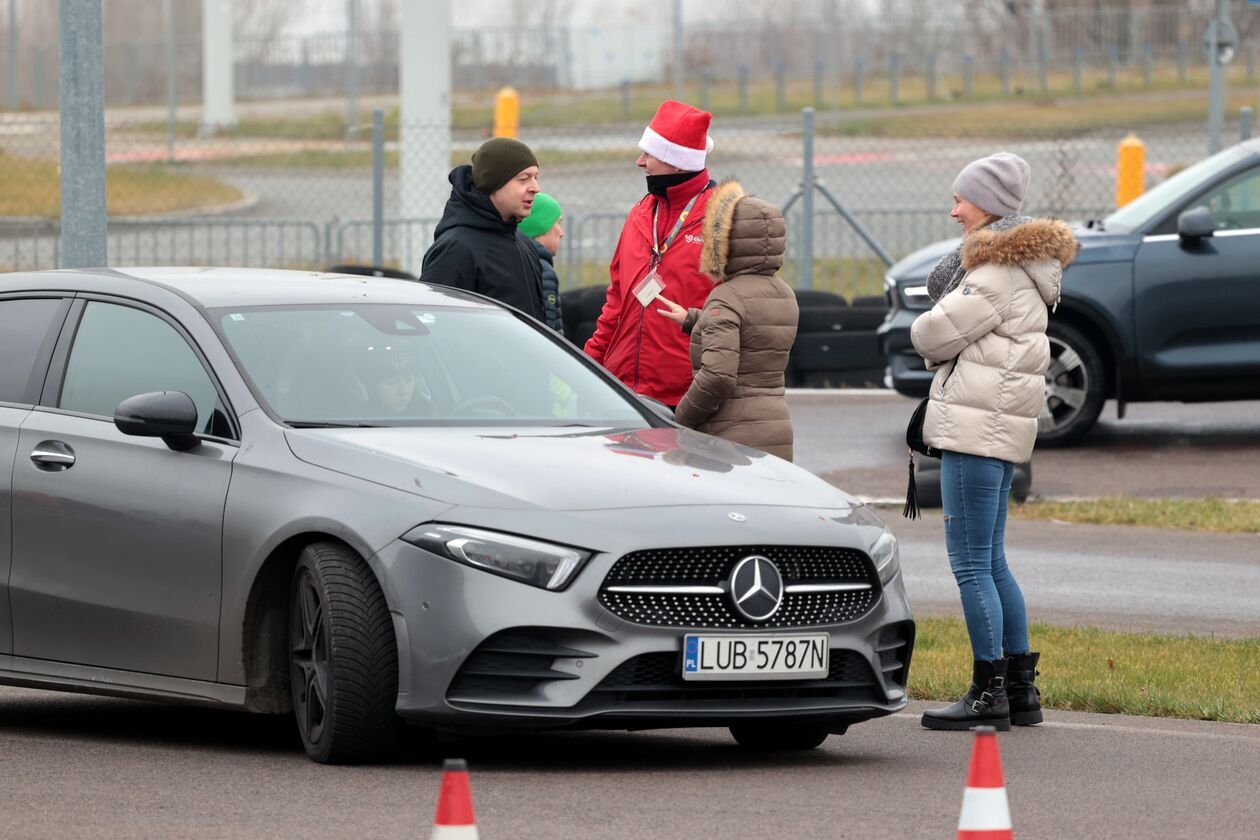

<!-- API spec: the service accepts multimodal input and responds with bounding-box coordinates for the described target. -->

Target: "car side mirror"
[637,394,676,423]
[114,390,200,451]
[1177,206,1215,241]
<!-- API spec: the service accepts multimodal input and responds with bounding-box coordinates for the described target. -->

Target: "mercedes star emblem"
[728,555,784,622]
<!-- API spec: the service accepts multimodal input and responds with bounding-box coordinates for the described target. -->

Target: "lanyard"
[651,191,702,266]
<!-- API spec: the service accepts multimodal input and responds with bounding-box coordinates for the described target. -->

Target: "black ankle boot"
[1005,651,1043,725]
[921,659,1011,731]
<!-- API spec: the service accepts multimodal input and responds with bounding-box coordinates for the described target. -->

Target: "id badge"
[632,269,665,308]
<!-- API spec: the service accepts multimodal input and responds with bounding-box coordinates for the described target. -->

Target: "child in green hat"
[519,192,565,335]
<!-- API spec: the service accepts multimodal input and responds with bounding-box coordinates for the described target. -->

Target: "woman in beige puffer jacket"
[912,152,1078,734]
[655,180,799,460]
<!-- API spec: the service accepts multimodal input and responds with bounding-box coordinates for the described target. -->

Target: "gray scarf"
[926,214,1031,302]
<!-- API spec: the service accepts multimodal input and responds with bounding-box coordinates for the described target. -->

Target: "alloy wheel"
[1039,335,1091,435]
[290,568,330,748]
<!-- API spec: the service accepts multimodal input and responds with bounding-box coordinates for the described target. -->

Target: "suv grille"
[597,545,878,629]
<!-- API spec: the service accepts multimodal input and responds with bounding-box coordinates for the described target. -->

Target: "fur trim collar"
[699,179,745,281]
[961,218,1079,270]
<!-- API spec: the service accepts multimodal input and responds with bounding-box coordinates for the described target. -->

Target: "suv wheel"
[729,724,830,750]
[289,542,402,764]
[1038,322,1106,447]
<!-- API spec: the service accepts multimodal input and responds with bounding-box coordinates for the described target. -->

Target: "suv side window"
[59,301,228,435]
[0,298,68,405]
[1198,168,1260,231]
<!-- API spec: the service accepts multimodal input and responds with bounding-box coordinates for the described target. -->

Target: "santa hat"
[638,100,714,172]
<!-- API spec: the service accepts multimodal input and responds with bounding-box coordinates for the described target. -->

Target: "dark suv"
[879,138,1260,445]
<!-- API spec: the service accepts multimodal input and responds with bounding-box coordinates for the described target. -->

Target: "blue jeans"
[939,451,1029,662]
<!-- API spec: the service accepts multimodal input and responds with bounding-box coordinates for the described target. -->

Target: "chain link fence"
[3,107,1255,300]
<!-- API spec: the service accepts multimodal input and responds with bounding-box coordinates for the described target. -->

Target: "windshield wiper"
[286,420,382,428]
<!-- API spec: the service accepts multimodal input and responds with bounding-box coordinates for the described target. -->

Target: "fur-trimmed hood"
[699,179,785,281]
[961,218,1078,270]
[962,217,1078,307]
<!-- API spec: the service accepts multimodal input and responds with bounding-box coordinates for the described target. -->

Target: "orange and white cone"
[956,726,1013,839]
[431,758,479,839]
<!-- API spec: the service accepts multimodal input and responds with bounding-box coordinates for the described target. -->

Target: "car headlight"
[870,526,901,585]
[901,284,930,304]
[402,524,590,591]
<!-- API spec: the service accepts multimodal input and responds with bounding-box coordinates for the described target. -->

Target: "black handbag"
[902,360,955,520]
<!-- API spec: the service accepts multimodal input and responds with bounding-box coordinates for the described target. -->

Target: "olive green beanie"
[519,192,562,238]
[471,137,539,194]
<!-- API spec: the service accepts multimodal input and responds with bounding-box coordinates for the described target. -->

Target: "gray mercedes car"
[0,267,914,763]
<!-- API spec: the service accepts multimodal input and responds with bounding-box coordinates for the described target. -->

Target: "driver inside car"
[353,344,436,419]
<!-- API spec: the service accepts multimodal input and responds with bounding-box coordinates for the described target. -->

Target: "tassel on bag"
[902,451,920,520]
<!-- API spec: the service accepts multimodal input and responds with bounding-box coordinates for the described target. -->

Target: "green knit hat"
[519,192,562,238]
[471,137,539,193]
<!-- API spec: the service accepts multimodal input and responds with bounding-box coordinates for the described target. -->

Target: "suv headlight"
[403,524,590,591]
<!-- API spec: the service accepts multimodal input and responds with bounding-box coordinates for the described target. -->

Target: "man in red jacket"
[583,100,717,409]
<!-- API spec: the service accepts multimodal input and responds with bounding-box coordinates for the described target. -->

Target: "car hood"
[285,425,860,512]
[887,222,1137,285]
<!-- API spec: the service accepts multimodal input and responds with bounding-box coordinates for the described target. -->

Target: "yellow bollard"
[493,86,520,139]
[1115,133,1145,208]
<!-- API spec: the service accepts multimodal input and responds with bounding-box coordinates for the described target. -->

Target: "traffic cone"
[431,758,479,839]
[956,726,1013,839]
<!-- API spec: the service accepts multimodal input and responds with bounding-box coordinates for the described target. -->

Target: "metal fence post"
[346,0,360,147]
[164,0,178,164]
[1177,40,1188,84]
[6,0,17,108]
[853,56,864,105]
[889,53,899,104]
[1107,44,1118,88]
[738,64,749,112]
[372,108,385,269]
[800,107,815,290]
[775,60,787,110]
[1142,43,1153,87]
[813,59,824,109]
[58,0,108,268]
[1241,107,1253,143]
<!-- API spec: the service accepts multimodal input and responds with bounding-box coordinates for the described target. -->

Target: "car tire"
[289,542,402,764]
[729,724,830,750]
[1039,321,1106,447]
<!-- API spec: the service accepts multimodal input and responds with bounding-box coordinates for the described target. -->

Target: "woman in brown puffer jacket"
[655,180,799,460]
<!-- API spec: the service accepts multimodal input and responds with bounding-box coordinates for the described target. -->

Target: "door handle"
[31,440,76,470]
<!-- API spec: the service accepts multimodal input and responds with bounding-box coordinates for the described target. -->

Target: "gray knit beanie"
[952,152,1030,217]
[471,137,539,194]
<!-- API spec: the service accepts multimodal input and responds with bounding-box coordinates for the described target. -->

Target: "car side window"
[59,301,226,435]
[0,298,67,405]
[1198,168,1260,231]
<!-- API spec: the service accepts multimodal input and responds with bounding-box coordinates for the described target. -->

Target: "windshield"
[214,304,648,427]
[1105,145,1252,233]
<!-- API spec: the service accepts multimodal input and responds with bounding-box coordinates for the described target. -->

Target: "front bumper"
[878,305,933,397]
[372,509,916,734]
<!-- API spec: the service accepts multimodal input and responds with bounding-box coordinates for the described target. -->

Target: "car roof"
[0,267,501,311]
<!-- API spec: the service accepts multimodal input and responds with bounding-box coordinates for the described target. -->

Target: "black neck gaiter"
[646,171,698,197]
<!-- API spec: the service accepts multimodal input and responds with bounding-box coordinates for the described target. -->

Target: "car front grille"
[597,545,879,629]
[585,649,881,705]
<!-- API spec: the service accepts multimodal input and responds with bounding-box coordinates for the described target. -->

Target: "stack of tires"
[787,290,889,388]
[560,285,892,386]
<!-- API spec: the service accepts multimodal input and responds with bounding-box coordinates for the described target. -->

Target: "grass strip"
[909,616,1260,724]
[1012,497,1260,534]
[0,152,243,218]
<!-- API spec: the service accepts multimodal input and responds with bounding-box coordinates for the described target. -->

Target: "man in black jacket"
[420,137,546,321]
